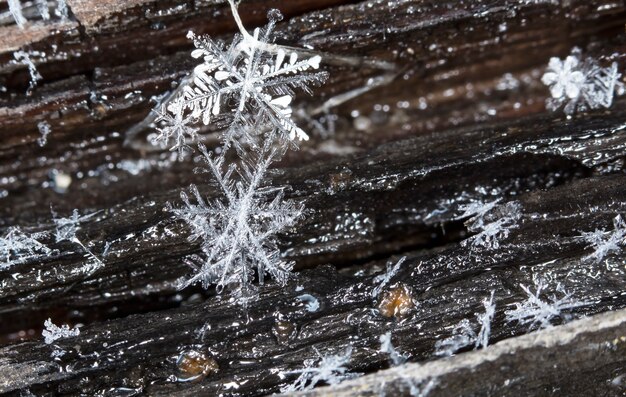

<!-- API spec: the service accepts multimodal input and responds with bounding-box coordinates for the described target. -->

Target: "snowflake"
[580,215,625,263]
[372,256,406,297]
[42,318,80,344]
[53,209,104,273]
[149,100,198,158]
[8,0,26,28]
[169,143,303,300]
[379,331,407,366]
[281,347,356,392]
[435,291,495,356]
[505,278,588,331]
[458,199,522,250]
[542,47,625,115]
[156,2,327,154]
[0,227,50,269]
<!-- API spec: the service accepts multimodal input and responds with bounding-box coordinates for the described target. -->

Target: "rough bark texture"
[0,0,625,396]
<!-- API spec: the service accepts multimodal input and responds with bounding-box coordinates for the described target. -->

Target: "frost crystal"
[169,143,303,299]
[149,100,198,158]
[37,121,51,147]
[459,199,522,249]
[42,318,80,344]
[505,278,588,330]
[372,256,406,297]
[542,48,625,115]
[8,0,26,28]
[154,3,327,155]
[35,0,50,20]
[379,331,407,366]
[580,215,625,263]
[14,51,43,94]
[53,209,104,272]
[435,291,495,356]
[297,294,320,312]
[281,347,356,392]
[0,227,50,269]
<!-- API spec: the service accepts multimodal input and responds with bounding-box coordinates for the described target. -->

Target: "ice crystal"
[379,331,407,366]
[35,0,50,20]
[155,3,327,155]
[281,347,356,392]
[169,143,303,299]
[435,291,495,356]
[8,0,26,28]
[37,121,51,147]
[459,199,522,249]
[56,0,69,19]
[505,278,588,330]
[149,100,198,158]
[13,51,42,94]
[542,48,625,115]
[297,294,320,312]
[580,215,625,263]
[372,256,406,297]
[42,318,80,344]
[53,209,104,272]
[0,227,50,269]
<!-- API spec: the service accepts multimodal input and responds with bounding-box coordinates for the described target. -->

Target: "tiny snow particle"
[37,121,51,147]
[14,51,43,94]
[297,294,320,312]
[42,318,80,344]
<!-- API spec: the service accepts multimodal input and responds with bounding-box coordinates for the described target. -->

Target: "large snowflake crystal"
[542,48,624,115]
[169,143,303,298]
[0,227,50,269]
[154,9,328,154]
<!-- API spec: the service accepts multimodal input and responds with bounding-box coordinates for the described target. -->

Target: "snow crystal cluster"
[458,199,522,250]
[435,291,496,356]
[281,347,356,392]
[0,227,50,269]
[505,278,588,330]
[542,47,624,115]
[42,318,80,344]
[165,0,327,301]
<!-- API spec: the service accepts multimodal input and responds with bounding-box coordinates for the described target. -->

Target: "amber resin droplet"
[176,350,219,380]
[378,284,414,318]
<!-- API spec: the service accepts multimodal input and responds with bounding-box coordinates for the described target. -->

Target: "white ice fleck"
[8,0,26,28]
[297,294,320,312]
[379,331,407,366]
[37,121,51,147]
[42,318,80,344]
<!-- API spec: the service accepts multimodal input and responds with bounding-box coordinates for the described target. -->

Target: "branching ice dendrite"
[8,0,26,28]
[372,256,406,297]
[53,209,104,273]
[435,291,496,356]
[152,3,328,155]
[0,227,50,269]
[458,199,522,250]
[280,347,357,392]
[542,47,625,115]
[379,331,407,366]
[169,143,303,301]
[505,278,588,331]
[42,318,80,344]
[149,100,198,158]
[579,215,625,263]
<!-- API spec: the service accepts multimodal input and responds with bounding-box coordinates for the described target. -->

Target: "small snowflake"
[505,278,588,331]
[150,100,199,158]
[281,347,357,392]
[42,318,80,344]
[372,256,406,297]
[542,47,625,115]
[458,199,522,250]
[53,209,104,273]
[169,143,303,301]
[0,227,50,269]
[580,215,625,263]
